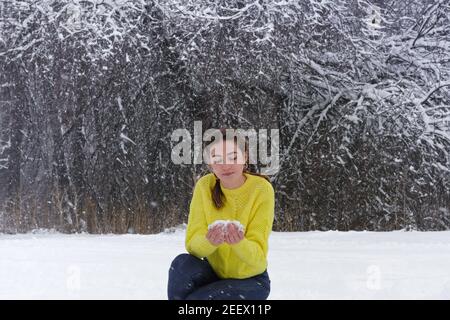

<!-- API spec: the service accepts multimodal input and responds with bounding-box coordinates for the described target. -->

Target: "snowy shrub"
[0,0,448,232]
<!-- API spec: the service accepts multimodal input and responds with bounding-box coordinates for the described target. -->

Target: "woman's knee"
[170,253,191,271]
[169,253,206,275]
[168,253,214,300]
[168,254,195,300]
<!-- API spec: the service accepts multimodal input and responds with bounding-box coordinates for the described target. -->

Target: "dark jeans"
[168,253,271,300]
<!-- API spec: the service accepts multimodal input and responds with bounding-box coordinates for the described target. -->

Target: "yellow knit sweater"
[185,172,275,279]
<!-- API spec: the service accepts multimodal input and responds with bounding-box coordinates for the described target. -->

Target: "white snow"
[208,220,245,233]
[1,229,450,299]
[119,132,136,145]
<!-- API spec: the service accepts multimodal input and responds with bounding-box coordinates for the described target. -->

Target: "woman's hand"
[206,224,225,246]
[224,223,244,245]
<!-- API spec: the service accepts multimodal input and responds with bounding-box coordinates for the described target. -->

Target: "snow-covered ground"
[1,229,450,299]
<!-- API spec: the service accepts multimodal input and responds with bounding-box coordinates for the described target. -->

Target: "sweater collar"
[219,172,252,195]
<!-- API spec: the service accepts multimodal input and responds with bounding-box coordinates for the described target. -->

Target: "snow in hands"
[208,220,245,233]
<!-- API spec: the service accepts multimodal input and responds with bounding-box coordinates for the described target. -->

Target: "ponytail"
[212,176,225,209]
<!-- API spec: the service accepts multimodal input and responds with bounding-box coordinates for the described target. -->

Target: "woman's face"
[208,139,247,181]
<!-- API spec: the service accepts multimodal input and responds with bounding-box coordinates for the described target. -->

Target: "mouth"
[222,172,235,177]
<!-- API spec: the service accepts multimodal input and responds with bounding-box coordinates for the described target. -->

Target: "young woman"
[167,128,275,300]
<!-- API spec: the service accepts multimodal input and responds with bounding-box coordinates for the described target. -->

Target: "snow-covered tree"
[0,0,448,233]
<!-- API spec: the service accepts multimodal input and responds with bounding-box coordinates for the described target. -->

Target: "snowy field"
[1,229,450,299]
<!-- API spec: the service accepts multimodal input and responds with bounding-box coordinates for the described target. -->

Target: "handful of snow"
[208,220,245,233]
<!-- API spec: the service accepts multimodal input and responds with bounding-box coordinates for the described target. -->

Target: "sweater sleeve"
[185,179,218,258]
[230,183,275,268]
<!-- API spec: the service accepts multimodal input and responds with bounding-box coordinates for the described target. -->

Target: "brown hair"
[206,128,271,209]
